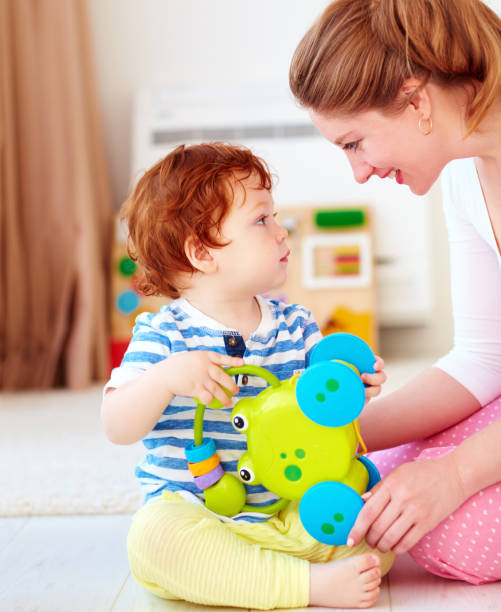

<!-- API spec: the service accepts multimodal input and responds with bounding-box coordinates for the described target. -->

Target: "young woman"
[290,0,501,585]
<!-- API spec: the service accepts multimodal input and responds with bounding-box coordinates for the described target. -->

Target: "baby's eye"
[342,141,360,153]
[257,212,278,224]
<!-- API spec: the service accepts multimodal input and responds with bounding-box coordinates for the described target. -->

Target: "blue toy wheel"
[295,360,365,427]
[310,333,375,376]
[299,481,364,545]
[357,456,381,491]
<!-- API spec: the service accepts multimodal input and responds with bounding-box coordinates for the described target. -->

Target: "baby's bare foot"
[309,552,381,609]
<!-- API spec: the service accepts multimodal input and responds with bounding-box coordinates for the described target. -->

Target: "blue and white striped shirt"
[105,295,322,522]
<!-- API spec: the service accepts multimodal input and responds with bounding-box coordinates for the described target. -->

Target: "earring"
[418,116,433,135]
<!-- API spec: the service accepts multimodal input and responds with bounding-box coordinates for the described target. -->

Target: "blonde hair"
[290,0,501,134]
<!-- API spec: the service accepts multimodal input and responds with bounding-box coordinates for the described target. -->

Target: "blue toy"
[184,332,381,545]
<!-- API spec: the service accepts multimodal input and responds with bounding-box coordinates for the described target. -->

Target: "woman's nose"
[349,158,374,184]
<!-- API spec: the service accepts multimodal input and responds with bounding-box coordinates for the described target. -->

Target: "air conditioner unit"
[131,84,432,327]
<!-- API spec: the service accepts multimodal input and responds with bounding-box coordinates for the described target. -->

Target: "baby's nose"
[277,224,288,241]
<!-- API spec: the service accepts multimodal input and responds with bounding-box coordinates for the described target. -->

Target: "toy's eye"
[232,414,248,431]
[239,467,255,483]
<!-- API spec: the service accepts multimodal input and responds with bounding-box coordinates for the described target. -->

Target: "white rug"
[0,385,144,516]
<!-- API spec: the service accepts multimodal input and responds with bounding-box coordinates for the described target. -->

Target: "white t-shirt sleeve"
[434,160,501,405]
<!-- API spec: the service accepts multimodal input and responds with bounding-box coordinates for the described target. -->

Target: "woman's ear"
[184,236,217,274]
[399,77,432,116]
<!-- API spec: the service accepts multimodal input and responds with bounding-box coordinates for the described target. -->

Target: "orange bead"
[188,453,220,476]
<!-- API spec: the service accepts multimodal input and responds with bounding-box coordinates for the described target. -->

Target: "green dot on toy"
[326,378,339,392]
[284,465,302,482]
[280,452,287,459]
[118,256,137,277]
[321,523,335,535]
[295,448,306,459]
[334,513,344,522]
[316,393,326,403]
[204,473,246,516]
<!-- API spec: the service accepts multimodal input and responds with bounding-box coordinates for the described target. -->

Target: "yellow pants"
[127,491,394,609]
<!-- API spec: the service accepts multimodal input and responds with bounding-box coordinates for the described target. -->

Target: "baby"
[101,142,393,609]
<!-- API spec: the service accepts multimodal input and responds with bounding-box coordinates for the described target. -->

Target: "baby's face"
[211,175,290,297]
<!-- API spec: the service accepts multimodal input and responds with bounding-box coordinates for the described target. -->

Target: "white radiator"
[131,85,432,327]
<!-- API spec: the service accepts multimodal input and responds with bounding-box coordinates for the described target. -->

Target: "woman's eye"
[343,141,360,153]
[257,216,267,225]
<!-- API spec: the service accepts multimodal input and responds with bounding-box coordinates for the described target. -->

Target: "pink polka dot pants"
[367,396,501,584]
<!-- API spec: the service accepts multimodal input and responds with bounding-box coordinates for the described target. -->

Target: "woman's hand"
[347,452,467,554]
[163,351,244,407]
[362,355,386,402]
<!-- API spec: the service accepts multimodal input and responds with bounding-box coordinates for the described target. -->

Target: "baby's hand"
[361,355,386,402]
[162,351,244,408]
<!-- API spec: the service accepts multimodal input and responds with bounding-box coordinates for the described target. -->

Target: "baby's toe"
[360,586,380,608]
[356,553,380,573]
[362,567,381,585]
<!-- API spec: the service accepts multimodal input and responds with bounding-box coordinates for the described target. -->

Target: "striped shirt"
[105,294,322,522]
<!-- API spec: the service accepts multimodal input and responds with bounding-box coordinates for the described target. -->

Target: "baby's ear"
[184,235,217,274]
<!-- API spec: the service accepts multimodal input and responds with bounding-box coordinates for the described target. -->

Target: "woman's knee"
[408,484,501,584]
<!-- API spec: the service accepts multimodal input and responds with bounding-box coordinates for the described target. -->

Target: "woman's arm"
[453,413,501,499]
[359,366,480,451]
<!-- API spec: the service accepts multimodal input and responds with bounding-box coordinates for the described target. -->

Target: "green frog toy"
[184,332,381,545]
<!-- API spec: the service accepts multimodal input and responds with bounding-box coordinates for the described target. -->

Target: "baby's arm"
[101,351,244,445]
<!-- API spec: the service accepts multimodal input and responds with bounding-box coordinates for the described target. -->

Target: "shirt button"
[241,375,249,385]
[228,336,238,347]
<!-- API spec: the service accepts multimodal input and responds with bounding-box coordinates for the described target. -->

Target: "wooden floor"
[1,514,500,612]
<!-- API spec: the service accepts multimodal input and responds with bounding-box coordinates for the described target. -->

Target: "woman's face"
[309,104,451,196]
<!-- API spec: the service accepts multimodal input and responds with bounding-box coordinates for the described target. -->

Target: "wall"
[87,0,328,207]
[87,0,501,359]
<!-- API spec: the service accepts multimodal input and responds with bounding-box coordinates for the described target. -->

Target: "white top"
[434,157,501,405]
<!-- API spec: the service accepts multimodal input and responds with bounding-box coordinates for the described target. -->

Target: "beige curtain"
[0,0,112,389]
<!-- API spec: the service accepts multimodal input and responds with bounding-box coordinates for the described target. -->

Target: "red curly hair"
[122,142,273,299]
